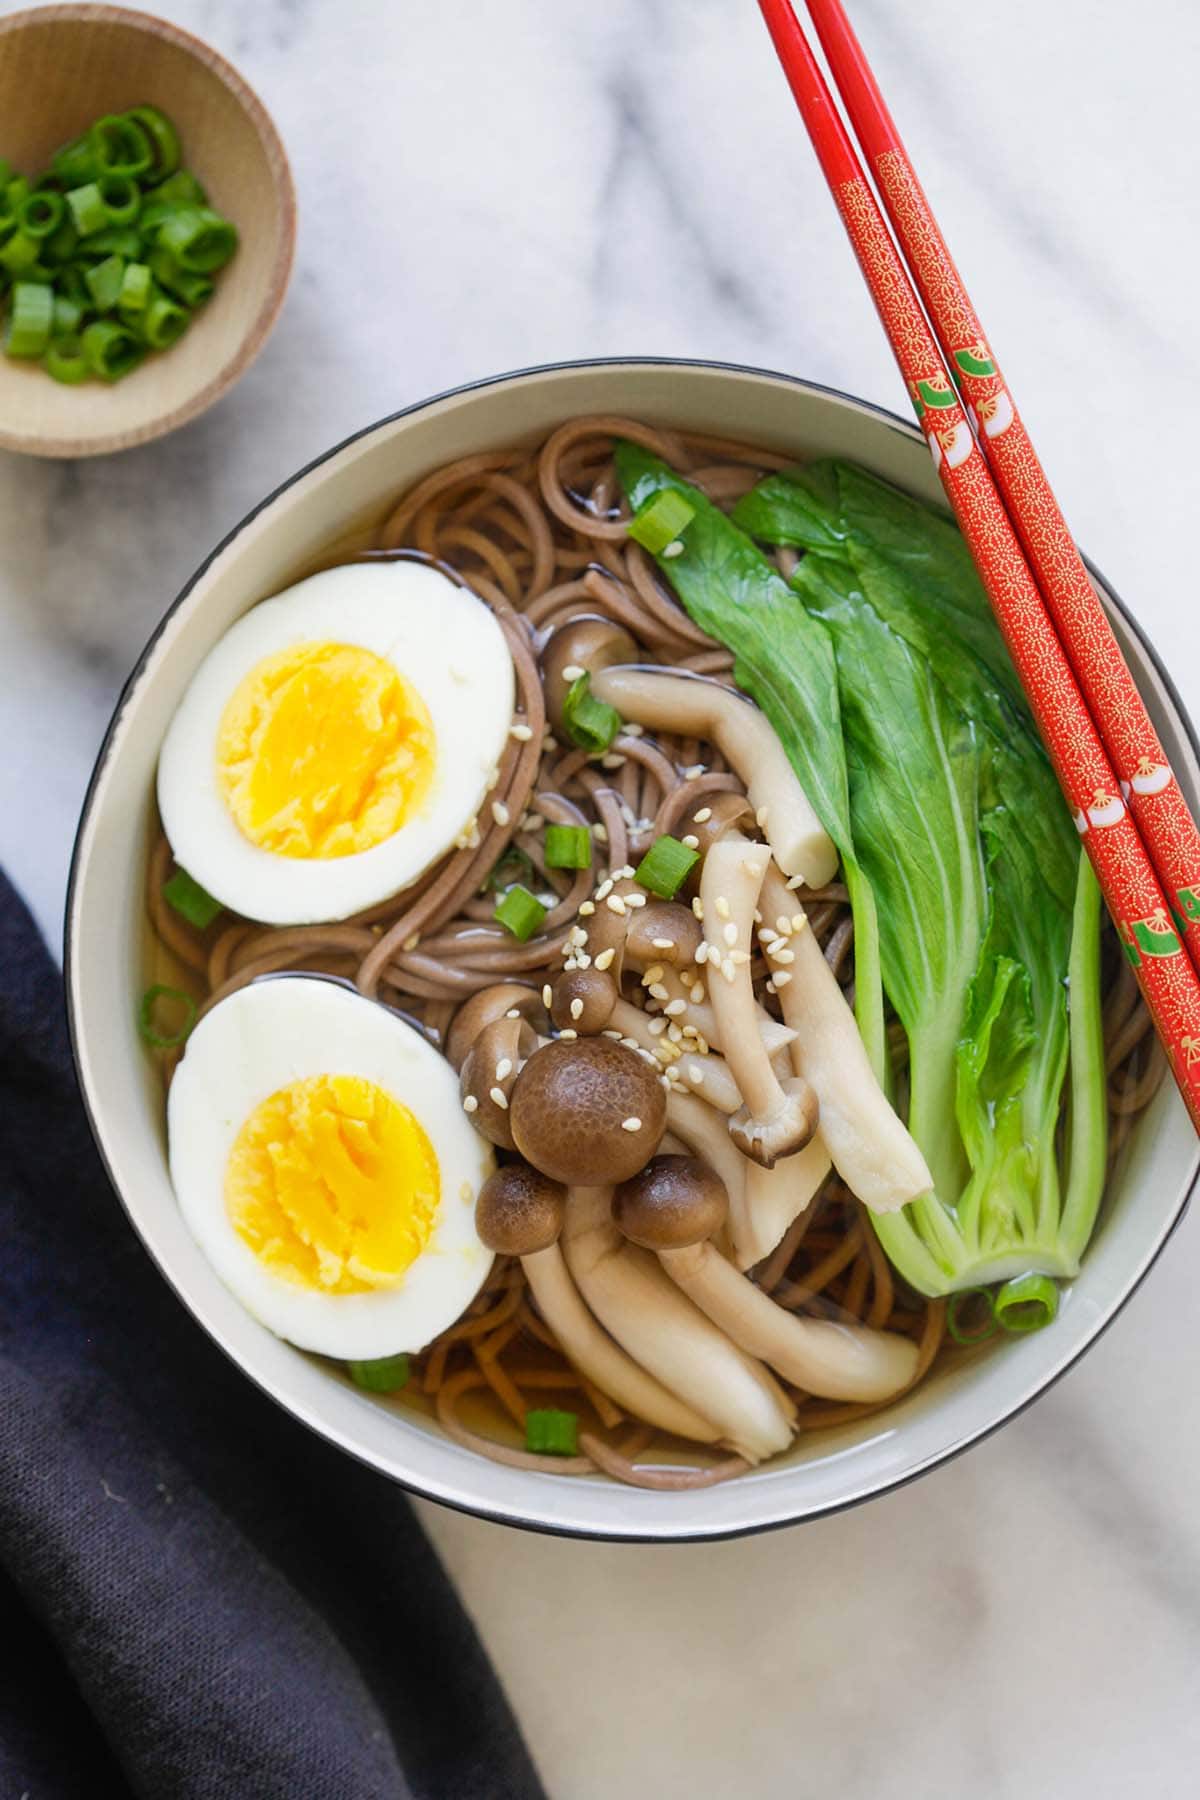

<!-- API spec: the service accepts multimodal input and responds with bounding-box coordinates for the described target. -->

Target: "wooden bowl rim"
[0,2,296,458]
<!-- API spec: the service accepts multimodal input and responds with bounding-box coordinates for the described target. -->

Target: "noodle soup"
[141,415,1163,1491]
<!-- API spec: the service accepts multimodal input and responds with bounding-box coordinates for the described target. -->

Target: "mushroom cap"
[681,791,757,865]
[446,983,543,1072]
[613,1155,729,1251]
[728,1076,820,1169]
[541,617,637,735]
[509,1036,667,1185]
[624,900,702,969]
[550,967,618,1035]
[459,1015,538,1150]
[475,1162,567,1256]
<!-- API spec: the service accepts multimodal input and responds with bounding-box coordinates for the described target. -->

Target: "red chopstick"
[756,0,1200,1132]
[804,0,1200,963]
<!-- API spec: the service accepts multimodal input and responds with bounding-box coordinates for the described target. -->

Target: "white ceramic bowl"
[66,360,1200,1541]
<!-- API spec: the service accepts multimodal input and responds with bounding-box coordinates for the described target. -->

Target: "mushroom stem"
[738,1143,832,1271]
[657,1240,921,1402]
[607,998,742,1111]
[701,837,819,1167]
[591,667,837,885]
[521,1245,721,1445]
[562,1187,796,1464]
[759,865,933,1212]
[647,965,795,1060]
[664,1088,748,1257]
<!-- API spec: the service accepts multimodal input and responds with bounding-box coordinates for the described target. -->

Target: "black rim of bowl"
[63,356,1200,1542]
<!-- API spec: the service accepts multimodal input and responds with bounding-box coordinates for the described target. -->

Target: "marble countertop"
[4,1,1199,1793]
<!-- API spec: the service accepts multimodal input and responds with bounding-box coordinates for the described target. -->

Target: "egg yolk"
[216,641,435,859]
[224,1073,440,1293]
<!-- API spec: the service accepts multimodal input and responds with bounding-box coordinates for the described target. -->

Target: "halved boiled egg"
[158,560,514,924]
[168,975,494,1358]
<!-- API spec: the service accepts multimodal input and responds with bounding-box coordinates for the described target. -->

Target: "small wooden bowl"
[0,4,295,458]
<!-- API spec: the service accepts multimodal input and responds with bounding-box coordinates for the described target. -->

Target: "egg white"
[157,561,514,924]
[168,975,495,1359]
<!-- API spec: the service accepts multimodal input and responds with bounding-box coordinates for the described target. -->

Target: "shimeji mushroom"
[475,1163,720,1444]
[590,666,837,885]
[757,863,932,1212]
[509,1036,666,1185]
[614,1158,920,1403]
[562,1185,796,1463]
[541,618,637,736]
[701,836,819,1167]
[446,982,544,1071]
[459,1014,539,1149]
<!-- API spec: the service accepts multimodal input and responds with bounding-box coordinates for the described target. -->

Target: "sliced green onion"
[157,205,238,273]
[634,834,700,900]
[123,105,181,179]
[66,181,109,237]
[56,264,90,305]
[83,225,144,260]
[97,172,141,227]
[484,844,537,894]
[18,190,65,239]
[5,176,29,210]
[561,672,622,755]
[118,260,151,312]
[137,984,196,1049]
[141,288,189,349]
[43,333,90,385]
[41,217,79,265]
[52,135,99,188]
[494,883,548,942]
[163,867,223,930]
[544,824,592,870]
[946,1288,999,1347]
[525,1408,579,1456]
[5,281,53,357]
[994,1273,1059,1334]
[348,1353,410,1393]
[81,318,143,381]
[627,488,697,555]
[84,254,125,313]
[150,169,206,208]
[52,294,83,336]
[89,114,152,179]
[147,245,213,307]
[0,230,44,275]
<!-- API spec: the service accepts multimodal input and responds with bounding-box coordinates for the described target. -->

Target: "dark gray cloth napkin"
[0,871,546,1800]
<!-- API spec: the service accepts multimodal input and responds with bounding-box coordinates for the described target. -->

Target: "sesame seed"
[774,970,793,988]
[648,1017,668,1036]
[622,1036,640,1051]
[667,1023,683,1044]
[505,1007,521,1018]
[626,892,647,908]
[625,721,645,737]
[681,834,700,850]
[786,873,804,890]
[664,998,687,1017]
[559,1027,578,1040]
[651,937,674,951]
[686,1062,704,1086]
[692,896,705,920]
[403,932,421,950]
[765,977,777,994]
[648,982,669,1002]
[489,1086,509,1109]
[510,722,534,742]
[759,926,778,943]
[460,1181,474,1203]
[722,921,738,947]
[755,805,769,829]
[730,950,751,966]
[463,1095,479,1113]
[621,1116,642,1132]
[570,997,584,1020]
[662,540,685,559]
[683,763,706,779]
[642,963,665,985]
[715,896,731,920]
[695,941,709,964]
[594,946,616,972]
[579,900,595,916]
[606,894,627,916]
[491,801,510,827]
[721,958,737,984]
[773,947,795,964]
[792,914,806,931]
[602,1029,622,1040]
[542,985,554,1006]
[594,823,608,842]
[618,865,636,880]
[753,908,763,924]
[596,878,614,900]
[562,663,586,682]
[692,982,706,1004]
[742,860,764,880]
[601,754,626,770]
[775,915,792,936]
[694,807,712,824]
[495,1057,513,1080]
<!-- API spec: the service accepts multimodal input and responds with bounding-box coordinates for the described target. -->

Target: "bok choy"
[615,443,1107,1304]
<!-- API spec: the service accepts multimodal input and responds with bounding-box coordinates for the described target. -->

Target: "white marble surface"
[3,1,1200,1793]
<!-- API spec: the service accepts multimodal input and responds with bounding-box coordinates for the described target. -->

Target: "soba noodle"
[146,416,1164,1488]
